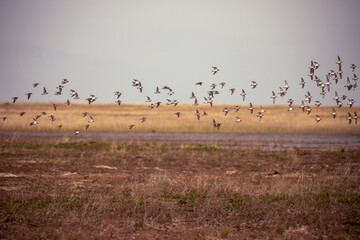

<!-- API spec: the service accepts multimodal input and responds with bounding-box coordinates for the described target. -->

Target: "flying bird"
[278,87,286,97]
[155,101,161,108]
[325,76,331,92]
[212,119,221,129]
[300,77,305,89]
[194,109,200,120]
[271,91,277,104]
[260,106,265,113]
[337,100,343,108]
[299,100,305,112]
[70,90,79,99]
[333,91,339,103]
[336,56,342,67]
[283,80,289,91]
[347,112,352,125]
[315,101,322,108]
[348,99,355,108]
[133,80,143,93]
[305,91,312,104]
[251,81,258,89]
[88,116,94,123]
[353,112,358,124]
[48,115,55,124]
[114,91,122,99]
[11,97,18,103]
[154,87,160,94]
[29,118,38,126]
[203,97,213,107]
[41,87,48,95]
[212,66,219,75]
[345,77,353,91]
[309,61,315,80]
[248,102,253,114]
[350,64,356,72]
[332,108,336,119]
[240,89,247,101]
[55,85,63,95]
[140,117,147,123]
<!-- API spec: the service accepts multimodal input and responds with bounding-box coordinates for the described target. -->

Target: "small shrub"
[220,227,230,238]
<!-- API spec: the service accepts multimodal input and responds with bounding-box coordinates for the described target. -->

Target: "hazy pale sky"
[1,0,359,105]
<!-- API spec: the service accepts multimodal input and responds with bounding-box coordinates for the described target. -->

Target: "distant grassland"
[0,102,359,134]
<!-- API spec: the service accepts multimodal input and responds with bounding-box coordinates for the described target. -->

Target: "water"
[1,131,359,149]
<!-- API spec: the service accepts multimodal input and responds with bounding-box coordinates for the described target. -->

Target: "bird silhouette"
[11,97,18,103]
[240,89,247,101]
[195,109,200,120]
[212,67,219,75]
[248,103,253,114]
[251,81,258,89]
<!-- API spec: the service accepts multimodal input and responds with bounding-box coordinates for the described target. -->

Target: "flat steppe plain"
[0,135,359,239]
[1,102,359,239]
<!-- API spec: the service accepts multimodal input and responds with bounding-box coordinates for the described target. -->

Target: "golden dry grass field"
[0,102,359,134]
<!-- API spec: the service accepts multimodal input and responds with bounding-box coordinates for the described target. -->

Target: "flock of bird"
[1,57,359,135]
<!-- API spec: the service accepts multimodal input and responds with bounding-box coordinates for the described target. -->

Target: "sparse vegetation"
[0,135,359,239]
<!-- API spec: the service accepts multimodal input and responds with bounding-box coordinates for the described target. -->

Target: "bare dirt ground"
[0,135,360,239]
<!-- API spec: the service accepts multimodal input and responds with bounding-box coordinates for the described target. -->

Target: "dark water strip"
[1,131,360,149]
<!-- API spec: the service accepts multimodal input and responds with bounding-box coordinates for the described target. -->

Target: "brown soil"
[0,135,359,239]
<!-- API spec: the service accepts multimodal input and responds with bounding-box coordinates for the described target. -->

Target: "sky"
[1,0,360,106]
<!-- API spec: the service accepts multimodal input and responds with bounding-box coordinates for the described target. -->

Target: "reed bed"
[0,102,359,134]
